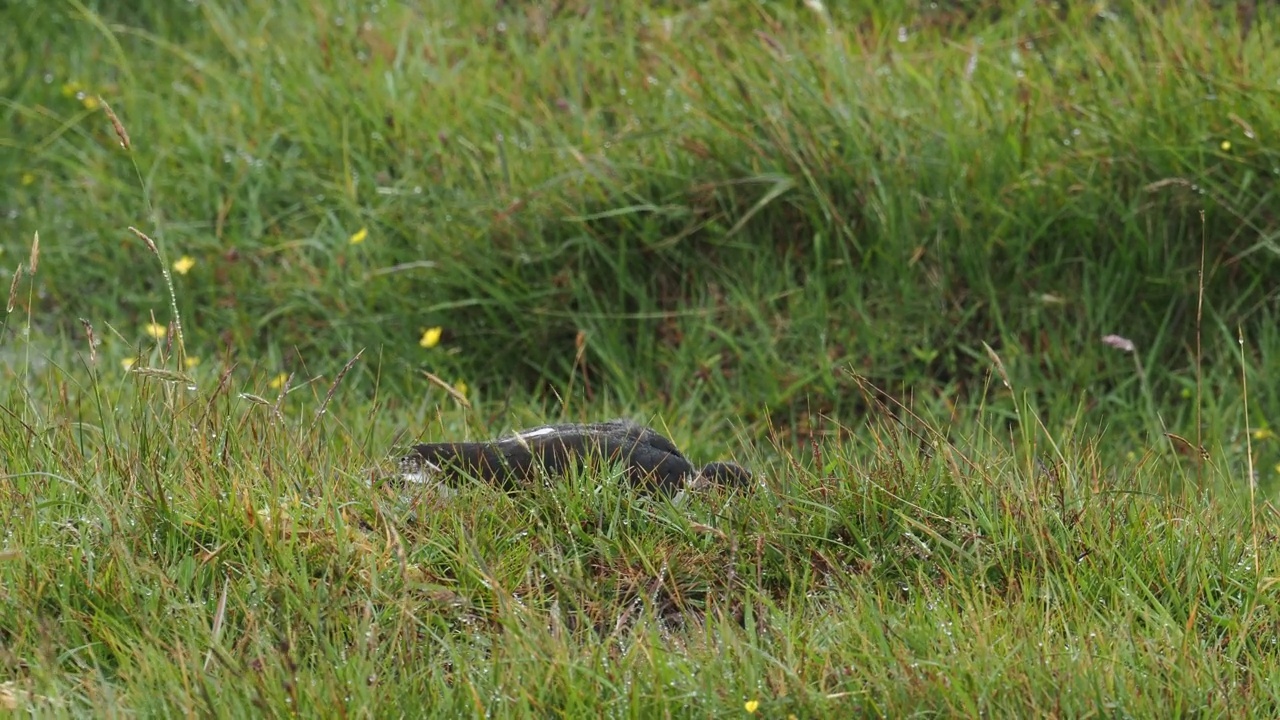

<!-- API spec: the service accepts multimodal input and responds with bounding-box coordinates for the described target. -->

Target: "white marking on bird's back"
[515,426,557,439]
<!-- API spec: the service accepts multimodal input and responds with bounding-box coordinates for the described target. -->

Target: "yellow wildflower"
[21,173,35,186]
[419,326,443,349]
[121,358,135,370]
[1220,140,1232,152]
[61,81,81,98]
[1254,427,1275,441]
[744,700,759,714]
[173,256,196,275]
[145,322,167,339]
[184,356,201,369]
[82,95,100,110]
[269,372,289,390]
[349,227,368,245]
[453,379,468,397]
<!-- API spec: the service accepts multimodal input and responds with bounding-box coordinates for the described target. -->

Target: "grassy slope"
[5,1,1279,430]
[2,364,1278,716]
[2,0,1280,715]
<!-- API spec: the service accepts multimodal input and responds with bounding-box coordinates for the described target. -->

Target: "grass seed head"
[79,317,98,364]
[128,227,160,256]
[100,98,132,150]
[6,264,22,313]
[28,232,39,276]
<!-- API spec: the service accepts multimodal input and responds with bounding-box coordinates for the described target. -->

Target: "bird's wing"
[629,426,688,460]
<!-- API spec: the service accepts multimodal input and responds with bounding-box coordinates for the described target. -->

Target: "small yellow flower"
[82,95,100,111]
[744,700,759,714]
[61,81,81,98]
[145,322,167,339]
[453,379,468,397]
[349,227,368,245]
[419,326,443,349]
[21,173,35,186]
[184,356,201,369]
[1254,428,1275,441]
[121,357,136,370]
[269,372,289,390]
[1220,140,1232,152]
[173,255,196,275]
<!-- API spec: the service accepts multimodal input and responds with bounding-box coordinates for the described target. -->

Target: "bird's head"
[697,461,753,488]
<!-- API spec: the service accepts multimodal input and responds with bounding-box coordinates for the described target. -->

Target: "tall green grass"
[5,1,1278,432]
[2,339,1278,715]
[4,0,1280,713]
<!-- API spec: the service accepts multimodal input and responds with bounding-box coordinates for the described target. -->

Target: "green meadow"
[4,0,1280,715]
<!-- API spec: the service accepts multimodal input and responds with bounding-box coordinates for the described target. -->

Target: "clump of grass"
[2,350,1279,715]
[3,1,1279,438]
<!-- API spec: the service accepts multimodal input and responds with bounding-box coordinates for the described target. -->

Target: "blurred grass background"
[6,0,1277,442]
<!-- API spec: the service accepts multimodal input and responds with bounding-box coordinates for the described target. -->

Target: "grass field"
[4,0,1280,715]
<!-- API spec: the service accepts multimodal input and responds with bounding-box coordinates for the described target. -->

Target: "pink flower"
[1101,334,1136,353]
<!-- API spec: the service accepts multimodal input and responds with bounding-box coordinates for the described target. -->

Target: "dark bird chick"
[398,419,751,494]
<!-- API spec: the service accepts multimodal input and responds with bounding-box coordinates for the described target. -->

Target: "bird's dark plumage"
[399,419,750,494]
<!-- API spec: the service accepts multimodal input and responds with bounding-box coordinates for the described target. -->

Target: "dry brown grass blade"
[6,264,22,313]
[421,370,471,409]
[78,318,98,364]
[981,340,1012,390]
[317,349,364,419]
[203,579,230,672]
